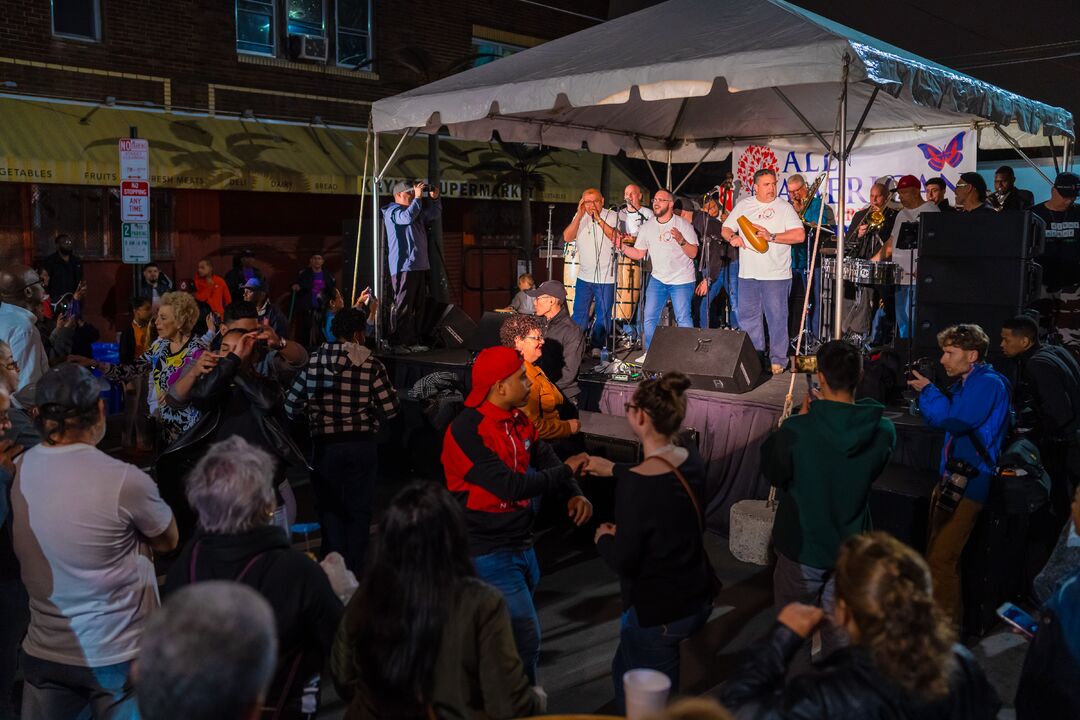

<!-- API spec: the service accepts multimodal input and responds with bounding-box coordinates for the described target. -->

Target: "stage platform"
[379,348,944,535]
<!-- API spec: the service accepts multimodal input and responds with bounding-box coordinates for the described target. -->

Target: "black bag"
[971,433,1052,515]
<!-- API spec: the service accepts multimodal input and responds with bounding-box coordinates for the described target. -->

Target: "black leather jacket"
[720,623,1000,720]
[162,353,307,468]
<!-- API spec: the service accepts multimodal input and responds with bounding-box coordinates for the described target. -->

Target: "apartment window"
[336,0,371,67]
[236,0,276,55]
[51,0,101,42]
[287,0,325,36]
[471,38,524,67]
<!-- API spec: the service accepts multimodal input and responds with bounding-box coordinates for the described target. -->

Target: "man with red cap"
[442,346,593,687]
[874,174,939,340]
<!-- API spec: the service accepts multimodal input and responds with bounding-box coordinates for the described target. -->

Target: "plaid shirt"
[284,343,399,437]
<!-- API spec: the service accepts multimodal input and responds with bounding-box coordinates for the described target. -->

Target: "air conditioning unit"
[288,33,327,62]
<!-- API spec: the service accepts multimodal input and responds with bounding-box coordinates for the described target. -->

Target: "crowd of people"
[0,165,1077,720]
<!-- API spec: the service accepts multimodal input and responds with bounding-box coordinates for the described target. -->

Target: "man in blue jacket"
[382,180,441,353]
[908,323,1011,626]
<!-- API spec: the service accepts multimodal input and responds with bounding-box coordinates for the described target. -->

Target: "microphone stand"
[608,204,624,362]
[544,204,556,281]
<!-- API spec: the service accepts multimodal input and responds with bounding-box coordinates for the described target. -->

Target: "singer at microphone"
[619,184,653,240]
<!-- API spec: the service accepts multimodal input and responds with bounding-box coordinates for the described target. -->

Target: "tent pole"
[372,132,382,346]
[993,124,1055,186]
[772,87,833,153]
[672,141,718,195]
[833,58,849,340]
[666,149,673,189]
[377,128,416,179]
[1049,135,1061,176]
[1067,137,1074,172]
[634,137,664,190]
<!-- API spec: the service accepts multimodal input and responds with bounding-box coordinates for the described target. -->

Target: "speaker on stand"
[913,211,1044,369]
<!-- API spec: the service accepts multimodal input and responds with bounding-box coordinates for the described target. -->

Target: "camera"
[945,457,979,479]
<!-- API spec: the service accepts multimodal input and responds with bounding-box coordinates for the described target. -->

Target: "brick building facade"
[0,0,612,335]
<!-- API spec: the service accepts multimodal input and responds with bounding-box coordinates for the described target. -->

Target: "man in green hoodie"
[762,340,896,668]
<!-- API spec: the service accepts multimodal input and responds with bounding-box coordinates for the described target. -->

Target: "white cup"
[623,668,671,720]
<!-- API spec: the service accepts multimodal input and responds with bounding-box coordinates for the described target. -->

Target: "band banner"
[733,129,978,224]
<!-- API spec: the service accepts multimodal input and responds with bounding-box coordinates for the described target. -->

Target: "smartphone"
[996,602,1038,638]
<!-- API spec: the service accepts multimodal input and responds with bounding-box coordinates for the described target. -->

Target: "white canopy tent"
[368,0,1074,338]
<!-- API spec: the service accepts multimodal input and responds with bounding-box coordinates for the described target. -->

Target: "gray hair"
[185,436,276,534]
[137,582,278,720]
[787,173,806,187]
[753,168,777,184]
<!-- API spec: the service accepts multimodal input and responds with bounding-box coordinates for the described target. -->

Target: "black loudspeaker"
[643,327,762,393]
[424,303,478,348]
[467,312,510,352]
[913,212,1043,360]
[869,464,937,553]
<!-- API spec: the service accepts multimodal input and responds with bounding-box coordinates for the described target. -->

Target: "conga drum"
[562,244,579,315]
[615,256,641,321]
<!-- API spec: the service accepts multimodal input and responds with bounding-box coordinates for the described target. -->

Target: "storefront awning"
[0,96,369,193]
[0,96,642,201]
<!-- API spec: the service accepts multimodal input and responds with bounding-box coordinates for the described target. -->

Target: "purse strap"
[648,454,704,533]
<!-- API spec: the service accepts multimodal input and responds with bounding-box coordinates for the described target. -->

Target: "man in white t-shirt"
[563,188,619,351]
[618,184,654,238]
[11,363,178,718]
[874,174,939,339]
[722,169,805,373]
[619,189,699,353]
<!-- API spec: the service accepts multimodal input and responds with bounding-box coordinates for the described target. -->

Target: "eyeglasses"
[955,182,970,189]
[624,402,640,412]
[0,359,17,371]
[523,335,544,343]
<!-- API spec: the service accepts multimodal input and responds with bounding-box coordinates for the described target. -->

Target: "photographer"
[908,324,1011,627]
[382,179,441,353]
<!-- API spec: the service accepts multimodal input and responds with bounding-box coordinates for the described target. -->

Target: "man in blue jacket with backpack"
[909,323,1011,627]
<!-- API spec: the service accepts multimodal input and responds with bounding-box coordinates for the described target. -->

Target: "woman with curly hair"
[72,291,208,446]
[499,312,580,441]
[720,531,1000,719]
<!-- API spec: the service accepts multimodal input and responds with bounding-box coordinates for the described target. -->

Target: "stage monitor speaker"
[642,327,762,394]
[467,311,510,352]
[426,303,477,349]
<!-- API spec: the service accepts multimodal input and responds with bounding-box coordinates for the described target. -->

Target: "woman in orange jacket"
[499,313,580,441]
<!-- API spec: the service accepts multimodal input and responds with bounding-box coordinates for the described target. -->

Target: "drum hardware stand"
[543,204,557,281]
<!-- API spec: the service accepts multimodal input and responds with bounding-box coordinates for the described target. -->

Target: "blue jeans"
[739,277,792,367]
[643,280,695,350]
[611,604,712,713]
[20,653,137,720]
[895,284,915,339]
[572,279,615,349]
[473,548,542,685]
[311,438,379,574]
[697,262,739,329]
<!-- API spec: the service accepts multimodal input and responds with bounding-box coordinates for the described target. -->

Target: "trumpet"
[797,172,828,221]
[987,190,1006,211]
[866,208,886,233]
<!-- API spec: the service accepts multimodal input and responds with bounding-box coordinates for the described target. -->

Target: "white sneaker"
[408,344,430,353]
[634,352,648,364]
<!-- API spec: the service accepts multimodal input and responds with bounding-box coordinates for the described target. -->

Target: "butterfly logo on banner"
[917,131,965,172]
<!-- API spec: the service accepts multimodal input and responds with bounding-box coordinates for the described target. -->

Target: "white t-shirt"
[572,208,618,284]
[722,196,803,281]
[889,201,940,284]
[634,215,699,285]
[619,205,654,237]
[12,444,174,667]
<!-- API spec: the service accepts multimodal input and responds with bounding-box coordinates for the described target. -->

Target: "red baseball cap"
[465,346,524,407]
[896,174,921,191]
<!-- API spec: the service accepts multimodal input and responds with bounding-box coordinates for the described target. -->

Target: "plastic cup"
[622,668,671,720]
